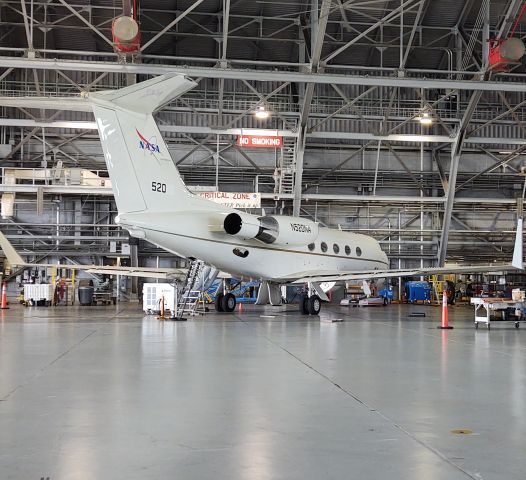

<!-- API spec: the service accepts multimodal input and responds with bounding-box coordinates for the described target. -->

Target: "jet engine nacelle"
[223,212,319,246]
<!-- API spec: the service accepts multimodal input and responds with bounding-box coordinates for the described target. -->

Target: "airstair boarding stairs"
[173,260,219,320]
[278,139,296,194]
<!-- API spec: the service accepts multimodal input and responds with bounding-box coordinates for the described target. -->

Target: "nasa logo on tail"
[136,129,160,153]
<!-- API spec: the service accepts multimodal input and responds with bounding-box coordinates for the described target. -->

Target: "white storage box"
[512,289,525,302]
[24,284,54,302]
[142,283,177,314]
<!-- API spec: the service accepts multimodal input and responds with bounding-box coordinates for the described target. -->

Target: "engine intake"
[223,212,318,246]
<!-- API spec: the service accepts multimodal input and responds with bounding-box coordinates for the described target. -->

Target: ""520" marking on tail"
[151,182,167,193]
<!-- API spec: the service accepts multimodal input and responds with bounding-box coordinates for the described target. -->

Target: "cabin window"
[333,244,340,254]
[345,245,351,255]
[321,242,328,253]
[356,246,362,257]
[308,243,315,251]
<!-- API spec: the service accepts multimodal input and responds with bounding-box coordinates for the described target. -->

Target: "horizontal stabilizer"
[89,74,197,115]
[0,96,91,112]
[0,231,26,266]
[0,231,186,280]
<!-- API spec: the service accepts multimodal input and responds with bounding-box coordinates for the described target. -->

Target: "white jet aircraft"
[0,74,523,315]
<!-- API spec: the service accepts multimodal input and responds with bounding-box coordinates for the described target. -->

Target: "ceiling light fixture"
[254,105,270,119]
[418,112,433,125]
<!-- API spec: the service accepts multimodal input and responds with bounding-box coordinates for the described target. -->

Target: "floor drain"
[451,429,473,435]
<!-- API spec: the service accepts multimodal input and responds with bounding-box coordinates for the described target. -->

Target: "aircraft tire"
[222,293,236,313]
[299,295,309,315]
[307,295,321,315]
[215,293,224,312]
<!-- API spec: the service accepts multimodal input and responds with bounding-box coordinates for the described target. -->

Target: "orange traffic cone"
[437,290,453,329]
[238,302,243,313]
[1,281,9,310]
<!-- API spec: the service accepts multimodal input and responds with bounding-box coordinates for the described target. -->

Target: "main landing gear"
[300,294,322,316]
[215,291,236,313]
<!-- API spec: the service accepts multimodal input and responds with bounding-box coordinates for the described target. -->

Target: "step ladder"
[278,139,296,194]
[175,260,207,318]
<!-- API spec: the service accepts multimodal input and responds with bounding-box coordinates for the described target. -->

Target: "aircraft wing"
[293,218,524,284]
[85,267,185,280]
[292,263,521,284]
[0,231,185,280]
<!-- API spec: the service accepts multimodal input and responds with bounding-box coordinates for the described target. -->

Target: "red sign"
[236,135,283,148]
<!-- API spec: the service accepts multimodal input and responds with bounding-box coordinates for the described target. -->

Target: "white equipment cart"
[142,283,177,315]
[471,297,526,330]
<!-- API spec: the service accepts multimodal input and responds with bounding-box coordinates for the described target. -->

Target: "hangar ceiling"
[0,0,526,266]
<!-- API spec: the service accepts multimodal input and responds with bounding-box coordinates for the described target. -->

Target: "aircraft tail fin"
[512,217,523,269]
[88,75,199,215]
[0,231,26,266]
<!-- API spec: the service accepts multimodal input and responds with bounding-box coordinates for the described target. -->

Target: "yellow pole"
[157,295,165,320]
[51,267,56,285]
[71,269,75,306]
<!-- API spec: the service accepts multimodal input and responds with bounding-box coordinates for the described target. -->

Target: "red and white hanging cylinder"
[112,15,140,53]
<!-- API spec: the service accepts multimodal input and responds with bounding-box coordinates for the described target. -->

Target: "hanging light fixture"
[418,111,433,125]
[254,105,270,119]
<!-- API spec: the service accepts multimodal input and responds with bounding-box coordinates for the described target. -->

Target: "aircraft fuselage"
[119,209,389,282]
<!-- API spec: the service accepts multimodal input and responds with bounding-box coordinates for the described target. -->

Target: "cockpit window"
[321,242,328,253]
[333,244,340,254]
[308,243,315,251]
[356,247,362,257]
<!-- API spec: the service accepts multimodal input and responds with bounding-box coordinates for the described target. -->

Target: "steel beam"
[436,0,523,266]
[241,80,294,129]
[0,181,524,208]
[451,215,502,253]
[385,143,425,192]
[221,0,230,60]
[496,92,526,139]
[3,57,526,91]
[401,0,427,68]
[432,150,448,192]
[437,90,483,266]
[140,0,206,52]
[56,0,114,47]
[2,118,525,147]
[324,0,420,63]
[496,0,526,40]
[456,145,526,191]
[310,84,373,131]
[293,0,332,217]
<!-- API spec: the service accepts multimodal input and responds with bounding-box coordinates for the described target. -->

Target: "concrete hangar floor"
[0,303,524,480]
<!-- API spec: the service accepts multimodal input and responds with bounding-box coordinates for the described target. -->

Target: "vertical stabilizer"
[88,74,198,215]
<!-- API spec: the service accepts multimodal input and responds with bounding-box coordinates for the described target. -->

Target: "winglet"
[512,217,523,269]
[0,231,25,266]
